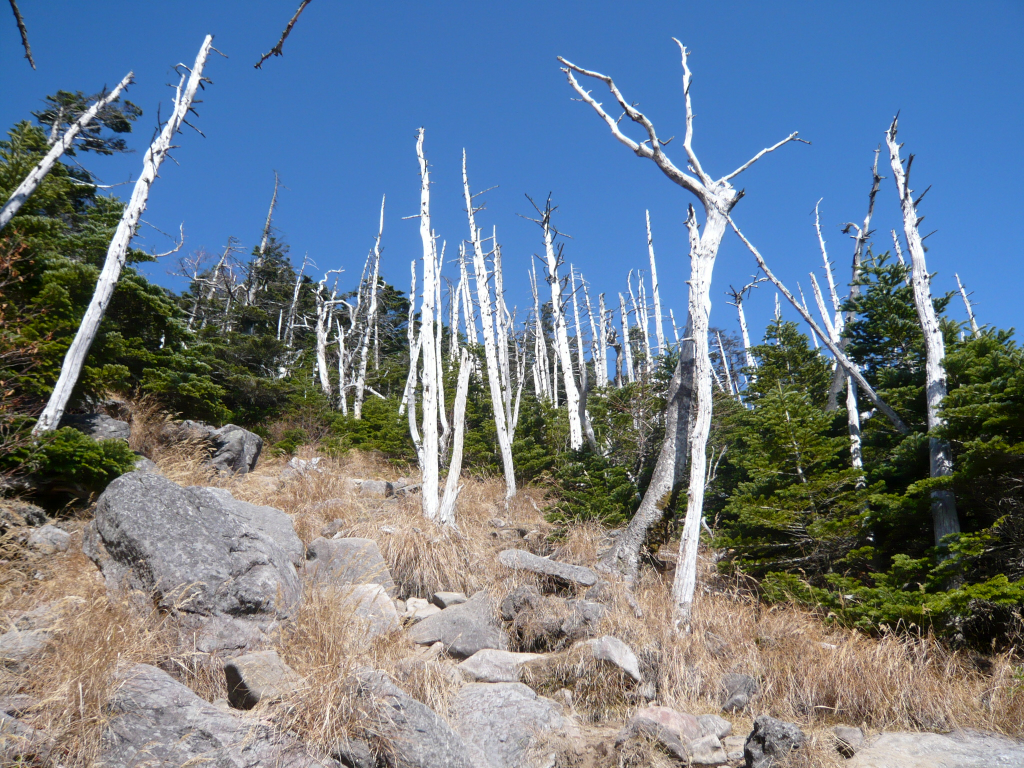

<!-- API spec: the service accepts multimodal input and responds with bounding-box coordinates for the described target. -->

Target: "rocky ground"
[0,415,1022,767]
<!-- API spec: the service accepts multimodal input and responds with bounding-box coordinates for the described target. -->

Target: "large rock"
[303,537,397,597]
[356,669,474,768]
[409,591,508,659]
[100,663,333,767]
[209,424,263,474]
[84,472,301,620]
[454,682,572,768]
[498,549,598,587]
[846,730,1024,767]
[59,412,130,441]
[225,650,303,709]
[456,649,544,683]
[575,635,642,683]
[501,586,605,652]
[0,712,53,763]
[833,725,865,757]
[0,629,49,673]
[193,486,304,567]
[616,705,703,760]
[743,715,805,768]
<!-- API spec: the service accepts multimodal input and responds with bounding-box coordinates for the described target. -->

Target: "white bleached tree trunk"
[532,198,583,450]
[717,331,736,397]
[463,154,517,497]
[1,72,134,232]
[619,293,635,383]
[598,293,611,387]
[571,267,598,450]
[561,41,806,625]
[34,37,214,435]
[438,347,474,526]
[246,170,280,306]
[646,210,666,356]
[955,273,980,338]
[582,280,607,388]
[415,129,441,522]
[354,195,384,419]
[886,117,960,545]
[529,261,550,402]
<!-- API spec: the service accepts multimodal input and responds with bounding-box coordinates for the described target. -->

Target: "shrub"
[30,427,136,496]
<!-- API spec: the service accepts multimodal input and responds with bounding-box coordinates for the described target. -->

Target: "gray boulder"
[431,591,468,609]
[59,412,130,441]
[26,524,71,554]
[333,584,401,637]
[698,714,733,739]
[847,730,1024,768]
[0,629,49,672]
[225,650,303,710]
[209,424,263,474]
[498,548,598,587]
[359,480,393,498]
[0,712,53,763]
[454,682,572,768]
[456,649,544,683]
[575,635,642,683]
[409,591,508,659]
[0,500,47,529]
[616,705,703,761]
[101,663,333,767]
[85,472,301,619]
[722,672,759,712]
[403,597,441,623]
[743,715,805,768]
[303,537,397,597]
[357,669,475,768]
[193,486,305,567]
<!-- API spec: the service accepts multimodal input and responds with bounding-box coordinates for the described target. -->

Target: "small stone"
[743,715,805,768]
[456,649,544,683]
[687,734,729,765]
[431,591,468,609]
[26,524,71,555]
[0,630,49,672]
[359,480,394,498]
[722,672,759,712]
[698,713,733,739]
[576,635,642,683]
[617,705,703,761]
[833,725,864,757]
[224,650,302,709]
[498,548,598,587]
[404,598,442,624]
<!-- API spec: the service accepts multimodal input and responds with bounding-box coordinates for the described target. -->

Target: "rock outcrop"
[846,730,1024,768]
[303,537,397,597]
[498,548,598,587]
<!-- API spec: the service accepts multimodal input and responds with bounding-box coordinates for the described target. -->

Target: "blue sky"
[3,1,1022,345]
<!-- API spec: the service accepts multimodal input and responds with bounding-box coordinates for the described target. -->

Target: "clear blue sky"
[3,1,1022,344]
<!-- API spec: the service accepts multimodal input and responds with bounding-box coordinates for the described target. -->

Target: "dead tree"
[885,116,960,545]
[1,74,134,232]
[437,347,475,526]
[562,41,806,624]
[955,274,980,338]
[354,195,385,419]
[246,172,280,306]
[646,210,666,356]
[726,277,765,377]
[255,0,313,69]
[618,292,635,383]
[571,267,598,450]
[34,36,215,435]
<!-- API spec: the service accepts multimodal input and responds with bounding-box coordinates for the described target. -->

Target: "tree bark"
[354,196,384,419]
[886,117,959,545]
[438,347,474,526]
[33,37,213,435]
[1,73,133,232]
[647,210,666,357]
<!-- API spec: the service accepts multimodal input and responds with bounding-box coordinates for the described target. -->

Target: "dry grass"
[0,441,1020,768]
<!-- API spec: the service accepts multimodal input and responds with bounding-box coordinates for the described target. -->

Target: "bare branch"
[8,0,34,69]
[723,132,810,182]
[254,0,312,70]
[728,215,910,435]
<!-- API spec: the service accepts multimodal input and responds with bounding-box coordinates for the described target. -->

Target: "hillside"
[0,412,1021,766]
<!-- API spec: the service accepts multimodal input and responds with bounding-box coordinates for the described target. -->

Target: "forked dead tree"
[0,74,134,232]
[561,42,806,623]
[955,273,980,338]
[885,116,960,545]
[34,36,216,435]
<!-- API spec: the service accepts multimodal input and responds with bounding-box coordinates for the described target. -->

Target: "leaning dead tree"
[7,0,34,69]
[562,42,806,623]
[353,195,385,419]
[463,153,518,497]
[886,116,960,544]
[246,172,281,306]
[34,36,215,435]
[254,0,312,69]
[955,274,980,338]
[0,74,134,232]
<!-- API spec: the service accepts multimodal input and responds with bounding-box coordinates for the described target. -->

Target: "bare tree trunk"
[463,155,516,496]
[34,37,214,435]
[886,117,959,545]
[284,254,307,347]
[598,293,611,387]
[438,348,474,526]
[571,267,598,450]
[529,261,550,402]
[636,271,653,373]
[415,129,440,523]
[619,293,635,383]
[459,245,477,346]
[534,200,583,450]
[1,73,133,232]
[400,260,417,417]
[561,41,807,625]
[717,331,736,397]
[955,273,980,338]
[246,171,280,306]
[646,210,666,357]
[354,196,384,418]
